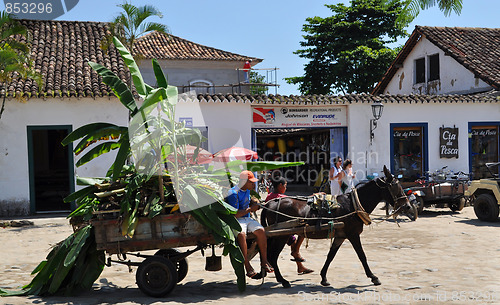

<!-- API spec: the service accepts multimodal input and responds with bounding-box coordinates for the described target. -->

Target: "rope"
[257,201,357,222]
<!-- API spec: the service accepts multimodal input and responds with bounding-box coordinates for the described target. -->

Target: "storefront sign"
[440,127,458,158]
[251,106,347,128]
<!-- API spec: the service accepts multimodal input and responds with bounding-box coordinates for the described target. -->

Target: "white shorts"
[237,217,264,234]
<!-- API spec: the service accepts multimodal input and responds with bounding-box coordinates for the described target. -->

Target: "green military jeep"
[465,162,500,222]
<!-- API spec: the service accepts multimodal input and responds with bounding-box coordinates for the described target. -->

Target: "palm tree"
[102,2,170,59]
[396,0,463,25]
[0,11,41,119]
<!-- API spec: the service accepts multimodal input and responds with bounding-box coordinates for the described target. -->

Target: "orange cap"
[240,170,258,183]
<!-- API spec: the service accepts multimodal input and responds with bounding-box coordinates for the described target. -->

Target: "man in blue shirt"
[227,170,273,278]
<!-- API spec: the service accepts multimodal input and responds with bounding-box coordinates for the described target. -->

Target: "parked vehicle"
[465,162,500,222]
[406,167,469,213]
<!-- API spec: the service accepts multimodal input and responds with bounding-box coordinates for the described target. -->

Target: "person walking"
[329,157,343,196]
[341,159,356,193]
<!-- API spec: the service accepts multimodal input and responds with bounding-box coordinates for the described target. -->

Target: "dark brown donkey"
[260,166,409,288]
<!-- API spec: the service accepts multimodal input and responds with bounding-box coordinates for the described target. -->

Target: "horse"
[260,166,409,288]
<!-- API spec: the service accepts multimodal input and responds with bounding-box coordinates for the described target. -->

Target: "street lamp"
[370,102,384,143]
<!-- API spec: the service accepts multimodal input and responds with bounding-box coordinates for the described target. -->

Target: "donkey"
[260,166,409,288]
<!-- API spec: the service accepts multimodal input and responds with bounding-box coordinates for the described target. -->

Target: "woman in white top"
[329,157,343,196]
[340,159,356,193]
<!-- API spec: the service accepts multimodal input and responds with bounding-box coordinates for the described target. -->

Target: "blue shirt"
[227,186,251,218]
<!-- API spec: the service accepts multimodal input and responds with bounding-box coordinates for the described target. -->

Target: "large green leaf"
[63,185,96,203]
[152,58,167,88]
[74,126,127,155]
[61,123,120,146]
[138,87,168,113]
[112,133,131,180]
[112,37,147,99]
[75,142,121,167]
[211,160,304,174]
[88,62,138,115]
[76,177,107,186]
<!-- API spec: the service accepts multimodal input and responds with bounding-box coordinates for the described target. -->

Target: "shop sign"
[251,106,347,128]
[440,126,458,158]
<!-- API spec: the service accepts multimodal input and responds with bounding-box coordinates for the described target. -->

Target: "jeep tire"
[473,194,499,222]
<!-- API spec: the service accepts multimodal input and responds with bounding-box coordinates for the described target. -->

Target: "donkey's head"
[377,166,409,217]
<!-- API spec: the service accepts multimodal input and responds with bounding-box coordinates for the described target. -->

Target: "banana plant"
[60,36,249,292]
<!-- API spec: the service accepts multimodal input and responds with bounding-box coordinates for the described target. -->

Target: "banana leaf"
[112,37,148,99]
[73,126,127,155]
[75,142,121,167]
[61,123,121,146]
[152,58,167,88]
[211,160,304,175]
[88,62,137,116]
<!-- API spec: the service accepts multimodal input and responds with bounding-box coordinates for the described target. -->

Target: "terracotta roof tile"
[1,20,260,99]
[194,92,498,104]
[373,26,500,94]
[134,31,261,62]
[1,19,129,99]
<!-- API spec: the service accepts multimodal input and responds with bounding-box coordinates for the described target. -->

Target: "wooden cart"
[92,212,343,297]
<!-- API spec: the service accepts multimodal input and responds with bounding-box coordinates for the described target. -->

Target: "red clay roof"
[134,31,262,62]
[3,19,128,99]
[373,26,500,94]
[1,20,260,99]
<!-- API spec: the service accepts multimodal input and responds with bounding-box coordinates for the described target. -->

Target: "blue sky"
[4,0,499,95]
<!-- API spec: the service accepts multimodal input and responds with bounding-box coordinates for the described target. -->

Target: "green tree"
[249,71,268,95]
[102,2,170,59]
[0,11,41,119]
[286,0,406,95]
[396,0,463,25]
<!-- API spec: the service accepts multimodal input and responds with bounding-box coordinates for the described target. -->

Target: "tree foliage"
[0,11,42,119]
[396,0,463,25]
[102,2,170,59]
[286,0,407,95]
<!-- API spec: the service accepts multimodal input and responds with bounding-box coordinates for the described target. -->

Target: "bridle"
[374,177,409,210]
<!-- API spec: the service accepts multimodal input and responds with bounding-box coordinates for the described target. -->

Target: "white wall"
[174,99,252,153]
[384,37,492,95]
[0,97,128,214]
[139,59,251,94]
[348,101,500,178]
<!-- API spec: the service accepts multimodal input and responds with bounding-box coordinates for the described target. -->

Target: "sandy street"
[1,206,500,305]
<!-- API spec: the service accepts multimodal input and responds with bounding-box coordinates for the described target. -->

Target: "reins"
[259,176,407,225]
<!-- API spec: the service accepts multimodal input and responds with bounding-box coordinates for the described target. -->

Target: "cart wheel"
[136,256,178,297]
[449,197,466,212]
[155,249,188,282]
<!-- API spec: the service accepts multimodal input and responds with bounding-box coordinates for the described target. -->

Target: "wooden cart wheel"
[154,249,189,282]
[136,256,178,297]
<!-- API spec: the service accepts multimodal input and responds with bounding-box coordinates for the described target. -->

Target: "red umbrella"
[213,146,258,163]
[168,145,213,164]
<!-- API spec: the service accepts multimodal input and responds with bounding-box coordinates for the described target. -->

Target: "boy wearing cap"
[227,170,273,279]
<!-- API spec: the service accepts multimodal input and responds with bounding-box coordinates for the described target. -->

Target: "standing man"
[243,59,252,83]
[227,170,273,279]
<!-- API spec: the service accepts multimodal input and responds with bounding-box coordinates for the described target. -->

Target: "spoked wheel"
[136,256,178,297]
[155,249,189,282]
[449,197,466,212]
